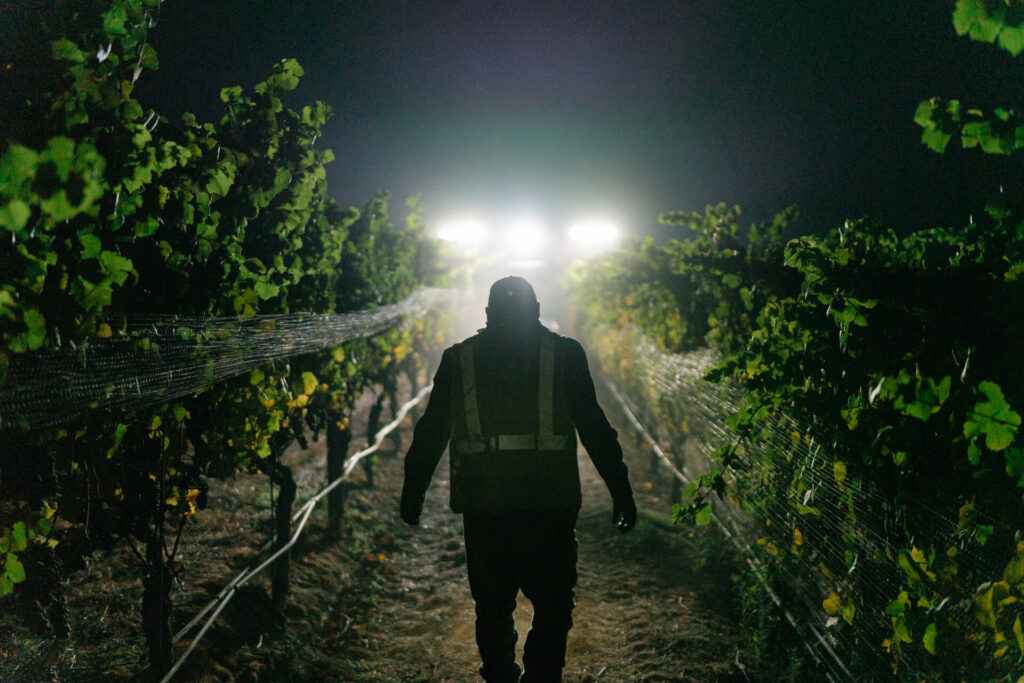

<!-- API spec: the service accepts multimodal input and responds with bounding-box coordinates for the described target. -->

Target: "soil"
[0,380,748,683]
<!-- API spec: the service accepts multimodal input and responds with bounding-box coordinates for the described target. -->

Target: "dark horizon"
[5,1,1024,236]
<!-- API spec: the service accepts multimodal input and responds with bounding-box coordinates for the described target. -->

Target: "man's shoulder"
[442,327,586,355]
[542,327,586,357]
[445,332,483,352]
[440,333,483,362]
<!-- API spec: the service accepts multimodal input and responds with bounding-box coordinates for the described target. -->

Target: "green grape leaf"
[1,145,39,185]
[964,381,1021,451]
[5,553,26,584]
[122,99,144,121]
[134,217,159,237]
[206,170,233,197]
[953,0,985,35]
[102,5,128,35]
[1005,447,1024,486]
[694,503,713,526]
[11,523,28,552]
[46,137,75,181]
[968,440,982,465]
[36,517,52,536]
[22,308,46,350]
[922,128,952,153]
[923,622,937,654]
[140,43,159,70]
[0,200,31,231]
[40,190,76,222]
[75,277,113,311]
[79,233,102,259]
[220,86,243,103]
[914,100,937,128]
[51,38,86,63]
[99,250,136,284]
[254,280,279,300]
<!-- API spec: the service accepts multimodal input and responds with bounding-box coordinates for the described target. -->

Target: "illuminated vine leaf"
[964,381,1021,451]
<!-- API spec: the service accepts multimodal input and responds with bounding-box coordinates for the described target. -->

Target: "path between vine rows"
[0,380,747,682]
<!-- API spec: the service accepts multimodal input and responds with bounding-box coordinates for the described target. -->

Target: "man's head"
[485,276,540,330]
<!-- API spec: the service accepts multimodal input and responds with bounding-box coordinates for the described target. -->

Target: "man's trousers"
[463,510,578,683]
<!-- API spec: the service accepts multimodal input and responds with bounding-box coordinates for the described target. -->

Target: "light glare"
[504,217,548,257]
[436,218,486,249]
[569,218,620,250]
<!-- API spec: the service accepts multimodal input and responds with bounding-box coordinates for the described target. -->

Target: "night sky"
[27,2,1024,235]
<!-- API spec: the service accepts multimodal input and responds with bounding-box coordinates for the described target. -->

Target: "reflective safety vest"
[448,330,581,513]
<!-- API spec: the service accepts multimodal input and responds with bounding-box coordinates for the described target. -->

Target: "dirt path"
[351,395,746,682]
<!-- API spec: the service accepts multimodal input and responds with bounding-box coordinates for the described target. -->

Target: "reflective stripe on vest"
[454,333,573,453]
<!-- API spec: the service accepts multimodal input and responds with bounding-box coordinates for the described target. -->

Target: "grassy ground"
[0,378,749,682]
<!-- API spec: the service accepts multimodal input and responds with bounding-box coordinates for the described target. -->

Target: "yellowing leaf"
[332,347,345,363]
[842,602,856,625]
[911,547,926,565]
[833,461,847,485]
[302,371,318,395]
[823,592,841,616]
[96,323,112,338]
[793,527,804,547]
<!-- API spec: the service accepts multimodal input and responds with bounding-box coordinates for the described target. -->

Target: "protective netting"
[596,327,1000,680]
[0,288,456,432]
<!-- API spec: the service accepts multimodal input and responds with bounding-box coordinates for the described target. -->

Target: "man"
[399,275,637,683]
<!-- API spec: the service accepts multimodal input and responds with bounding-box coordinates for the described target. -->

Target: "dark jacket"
[402,323,633,513]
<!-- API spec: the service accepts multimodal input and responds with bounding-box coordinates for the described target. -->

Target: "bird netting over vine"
[592,325,1002,680]
[0,288,456,432]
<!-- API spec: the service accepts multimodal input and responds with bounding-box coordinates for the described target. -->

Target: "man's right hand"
[400,488,423,526]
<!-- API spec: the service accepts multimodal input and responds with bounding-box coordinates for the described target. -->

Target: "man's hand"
[612,495,637,533]
[399,487,424,526]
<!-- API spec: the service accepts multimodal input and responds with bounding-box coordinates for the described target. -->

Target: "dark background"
[7,1,1024,236]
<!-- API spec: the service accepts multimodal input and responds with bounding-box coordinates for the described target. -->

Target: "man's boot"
[519,667,562,683]
[480,661,521,683]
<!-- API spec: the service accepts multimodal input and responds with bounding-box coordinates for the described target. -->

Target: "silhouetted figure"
[400,276,637,683]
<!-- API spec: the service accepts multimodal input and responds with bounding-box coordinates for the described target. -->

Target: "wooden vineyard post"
[141,470,172,679]
[256,453,296,617]
[363,394,386,486]
[326,411,352,537]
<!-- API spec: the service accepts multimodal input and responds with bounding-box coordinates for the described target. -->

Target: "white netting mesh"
[1,288,456,431]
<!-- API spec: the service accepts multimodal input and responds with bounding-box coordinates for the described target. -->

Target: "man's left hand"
[612,496,637,533]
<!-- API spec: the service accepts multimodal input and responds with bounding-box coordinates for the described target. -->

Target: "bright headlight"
[436,218,487,249]
[568,218,620,251]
